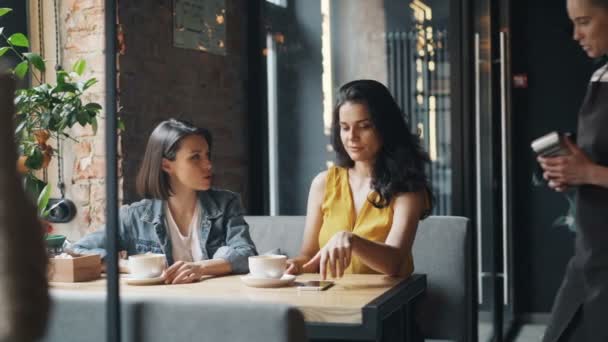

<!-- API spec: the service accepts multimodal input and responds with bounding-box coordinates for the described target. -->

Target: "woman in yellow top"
[286,79,433,279]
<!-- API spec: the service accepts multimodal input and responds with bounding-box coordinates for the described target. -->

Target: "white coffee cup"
[248,255,287,279]
[128,253,166,279]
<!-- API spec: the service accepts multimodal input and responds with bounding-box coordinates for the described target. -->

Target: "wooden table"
[51,273,426,341]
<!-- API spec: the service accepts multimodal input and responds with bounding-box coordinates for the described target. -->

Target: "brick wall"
[118,0,251,206]
[62,0,110,238]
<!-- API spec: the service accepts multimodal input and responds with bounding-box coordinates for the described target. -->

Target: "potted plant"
[0,7,102,244]
[36,183,66,255]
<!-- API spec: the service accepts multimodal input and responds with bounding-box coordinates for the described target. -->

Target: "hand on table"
[285,259,304,275]
[538,136,595,192]
[164,261,203,284]
[304,231,354,280]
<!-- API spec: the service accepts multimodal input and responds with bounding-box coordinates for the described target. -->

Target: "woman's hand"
[304,231,354,279]
[538,136,596,191]
[164,260,203,284]
[285,259,304,275]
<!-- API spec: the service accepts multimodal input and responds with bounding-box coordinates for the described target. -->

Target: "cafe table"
[50,273,426,341]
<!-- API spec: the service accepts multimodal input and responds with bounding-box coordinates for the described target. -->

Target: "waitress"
[538,0,608,341]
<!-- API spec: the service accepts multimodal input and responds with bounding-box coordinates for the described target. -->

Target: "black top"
[543,63,608,342]
[575,63,608,257]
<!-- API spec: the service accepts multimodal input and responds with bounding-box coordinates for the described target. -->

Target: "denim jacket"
[71,189,258,274]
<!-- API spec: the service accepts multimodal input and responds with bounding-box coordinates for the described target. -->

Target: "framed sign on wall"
[173,0,227,55]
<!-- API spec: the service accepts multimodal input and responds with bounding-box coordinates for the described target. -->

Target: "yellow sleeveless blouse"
[319,166,414,275]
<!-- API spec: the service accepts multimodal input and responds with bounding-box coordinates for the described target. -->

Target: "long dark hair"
[331,80,433,215]
[136,118,212,199]
[590,0,608,9]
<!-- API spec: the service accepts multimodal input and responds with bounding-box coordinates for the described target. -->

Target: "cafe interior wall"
[25,0,251,242]
[117,0,251,209]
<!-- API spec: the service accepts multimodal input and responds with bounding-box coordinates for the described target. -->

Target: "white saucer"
[126,275,165,286]
[240,274,296,288]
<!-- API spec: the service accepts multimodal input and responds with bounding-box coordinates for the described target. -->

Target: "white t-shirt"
[165,202,203,262]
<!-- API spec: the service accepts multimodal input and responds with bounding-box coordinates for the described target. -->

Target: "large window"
[263,0,455,215]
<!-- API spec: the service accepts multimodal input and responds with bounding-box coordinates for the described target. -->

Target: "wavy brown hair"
[331,80,433,216]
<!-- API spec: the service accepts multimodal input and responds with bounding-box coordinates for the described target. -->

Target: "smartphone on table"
[297,280,334,291]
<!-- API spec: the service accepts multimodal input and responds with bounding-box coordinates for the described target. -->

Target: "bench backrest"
[43,292,307,342]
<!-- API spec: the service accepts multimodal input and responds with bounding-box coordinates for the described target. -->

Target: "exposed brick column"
[52,0,113,239]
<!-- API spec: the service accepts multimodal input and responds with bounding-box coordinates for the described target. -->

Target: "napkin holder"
[48,253,101,282]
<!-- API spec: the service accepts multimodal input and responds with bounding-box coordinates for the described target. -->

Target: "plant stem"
[2,33,43,84]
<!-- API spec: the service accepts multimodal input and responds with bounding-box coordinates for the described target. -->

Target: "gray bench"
[246,215,473,342]
[43,292,307,342]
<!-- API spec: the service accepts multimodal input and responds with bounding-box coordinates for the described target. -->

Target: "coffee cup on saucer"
[248,255,287,279]
[128,253,166,279]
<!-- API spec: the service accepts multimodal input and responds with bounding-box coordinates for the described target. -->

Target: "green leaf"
[56,70,68,84]
[0,47,9,56]
[83,78,98,90]
[91,116,98,134]
[43,201,63,218]
[24,175,47,203]
[0,8,12,17]
[15,120,26,135]
[76,110,89,126]
[84,103,102,112]
[14,60,28,79]
[68,113,77,127]
[53,82,78,93]
[72,59,86,76]
[23,52,45,72]
[36,183,52,217]
[7,33,29,48]
[25,147,43,170]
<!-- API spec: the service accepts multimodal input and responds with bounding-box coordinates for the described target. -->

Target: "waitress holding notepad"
[537,0,608,341]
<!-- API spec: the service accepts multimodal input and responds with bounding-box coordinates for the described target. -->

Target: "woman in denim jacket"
[72,119,257,284]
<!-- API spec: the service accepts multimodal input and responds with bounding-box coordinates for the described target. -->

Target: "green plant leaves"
[91,116,98,134]
[37,183,52,217]
[0,8,13,17]
[83,78,98,90]
[24,52,45,72]
[76,110,90,126]
[84,103,102,111]
[23,175,47,207]
[0,47,9,56]
[24,146,43,170]
[72,59,86,76]
[15,119,27,136]
[14,60,28,79]
[7,33,29,48]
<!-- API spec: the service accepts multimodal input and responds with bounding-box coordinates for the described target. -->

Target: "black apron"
[543,63,608,342]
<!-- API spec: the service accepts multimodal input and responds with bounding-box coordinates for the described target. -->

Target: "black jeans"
[558,307,583,342]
